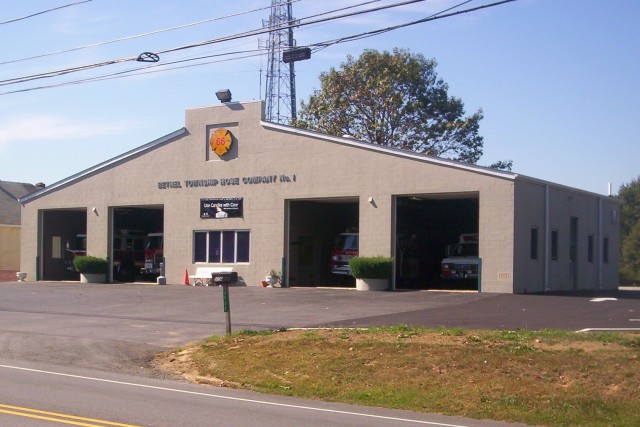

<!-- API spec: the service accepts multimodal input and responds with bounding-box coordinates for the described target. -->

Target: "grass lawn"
[154,326,640,427]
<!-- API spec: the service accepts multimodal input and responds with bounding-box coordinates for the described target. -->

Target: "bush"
[73,256,108,274]
[349,256,392,279]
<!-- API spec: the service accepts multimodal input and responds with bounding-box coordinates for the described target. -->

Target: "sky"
[0,0,638,196]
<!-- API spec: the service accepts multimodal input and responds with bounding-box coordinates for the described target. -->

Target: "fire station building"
[19,100,621,293]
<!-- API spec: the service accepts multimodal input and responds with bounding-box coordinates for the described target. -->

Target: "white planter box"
[355,278,388,291]
[80,273,106,284]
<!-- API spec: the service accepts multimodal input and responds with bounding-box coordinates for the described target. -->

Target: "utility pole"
[262,0,297,124]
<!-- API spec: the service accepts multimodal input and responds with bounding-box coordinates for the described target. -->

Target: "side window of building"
[530,227,538,260]
[602,237,609,264]
[587,235,594,263]
[551,229,559,261]
[193,230,250,263]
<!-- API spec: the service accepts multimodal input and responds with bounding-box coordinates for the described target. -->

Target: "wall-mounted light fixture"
[92,207,98,216]
[215,89,232,103]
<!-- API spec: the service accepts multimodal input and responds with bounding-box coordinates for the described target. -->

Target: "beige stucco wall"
[514,180,620,293]
[21,100,617,293]
[0,225,20,270]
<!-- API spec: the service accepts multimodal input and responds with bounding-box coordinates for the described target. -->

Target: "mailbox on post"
[212,271,238,335]
[211,271,238,286]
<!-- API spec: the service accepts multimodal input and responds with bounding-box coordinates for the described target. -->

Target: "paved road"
[1,282,638,374]
[0,281,637,426]
[0,361,531,427]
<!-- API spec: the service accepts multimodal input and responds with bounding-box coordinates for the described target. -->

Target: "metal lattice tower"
[262,0,296,124]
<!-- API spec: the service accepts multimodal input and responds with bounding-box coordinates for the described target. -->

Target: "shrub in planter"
[349,256,392,279]
[73,256,108,274]
[349,256,392,291]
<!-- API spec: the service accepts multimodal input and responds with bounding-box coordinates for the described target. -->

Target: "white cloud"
[0,115,140,147]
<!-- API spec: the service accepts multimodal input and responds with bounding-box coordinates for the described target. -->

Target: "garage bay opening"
[40,209,87,281]
[111,206,164,283]
[395,194,479,291]
[287,198,359,287]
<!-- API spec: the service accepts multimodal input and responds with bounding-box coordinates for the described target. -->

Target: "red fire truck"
[141,232,164,275]
[329,231,359,276]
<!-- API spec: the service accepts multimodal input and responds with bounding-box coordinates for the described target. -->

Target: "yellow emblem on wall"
[210,128,233,156]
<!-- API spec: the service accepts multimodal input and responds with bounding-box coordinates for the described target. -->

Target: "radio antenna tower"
[262,0,297,124]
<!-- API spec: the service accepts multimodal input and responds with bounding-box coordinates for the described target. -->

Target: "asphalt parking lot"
[0,281,638,374]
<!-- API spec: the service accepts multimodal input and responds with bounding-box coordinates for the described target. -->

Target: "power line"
[0,0,433,87]
[0,51,267,96]
[0,0,383,66]
[0,1,298,66]
[156,0,435,56]
[310,0,485,51]
[0,0,520,96]
[0,0,93,25]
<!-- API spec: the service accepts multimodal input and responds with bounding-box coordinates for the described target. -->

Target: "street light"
[215,89,232,103]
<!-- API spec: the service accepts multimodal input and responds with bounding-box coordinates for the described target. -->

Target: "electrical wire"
[0,0,92,25]
[310,0,483,51]
[0,0,432,87]
[155,0,434,56]
[0,0,384,67]
[0,51,267,96]
[0,1,300,66]
[0,0,519,96]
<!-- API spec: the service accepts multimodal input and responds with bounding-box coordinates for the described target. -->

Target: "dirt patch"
[152,347,240,387]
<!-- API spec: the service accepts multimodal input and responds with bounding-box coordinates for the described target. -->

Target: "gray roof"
[0,181,39,225]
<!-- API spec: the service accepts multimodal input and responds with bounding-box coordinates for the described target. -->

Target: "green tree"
[619,176,640,237]
[296,48,501,165]
[618,176,640,283]
[621,221,640,282]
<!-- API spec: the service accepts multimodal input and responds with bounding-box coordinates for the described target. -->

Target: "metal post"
[281,256,287,287]
[477,258,482,292]
[222,284,232,335]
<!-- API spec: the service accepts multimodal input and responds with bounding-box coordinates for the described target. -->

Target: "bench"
[189,267,233,286]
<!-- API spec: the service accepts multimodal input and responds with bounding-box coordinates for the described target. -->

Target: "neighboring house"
[0,181,39,271]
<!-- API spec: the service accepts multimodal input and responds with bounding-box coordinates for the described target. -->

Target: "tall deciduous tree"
[619,176,640,283]
[619,176,640,237]
[295,48,487,163]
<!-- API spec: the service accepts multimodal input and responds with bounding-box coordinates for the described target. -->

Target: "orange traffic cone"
[184,269,190,285]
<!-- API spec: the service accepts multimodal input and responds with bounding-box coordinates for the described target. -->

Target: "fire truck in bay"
[440,233,479,280]
[329,230,359,276]
[112,230,145,280]
[65,234,87,271]
[141,232,164,275]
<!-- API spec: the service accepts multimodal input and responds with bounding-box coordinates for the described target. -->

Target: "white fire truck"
[440,233,479,280]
